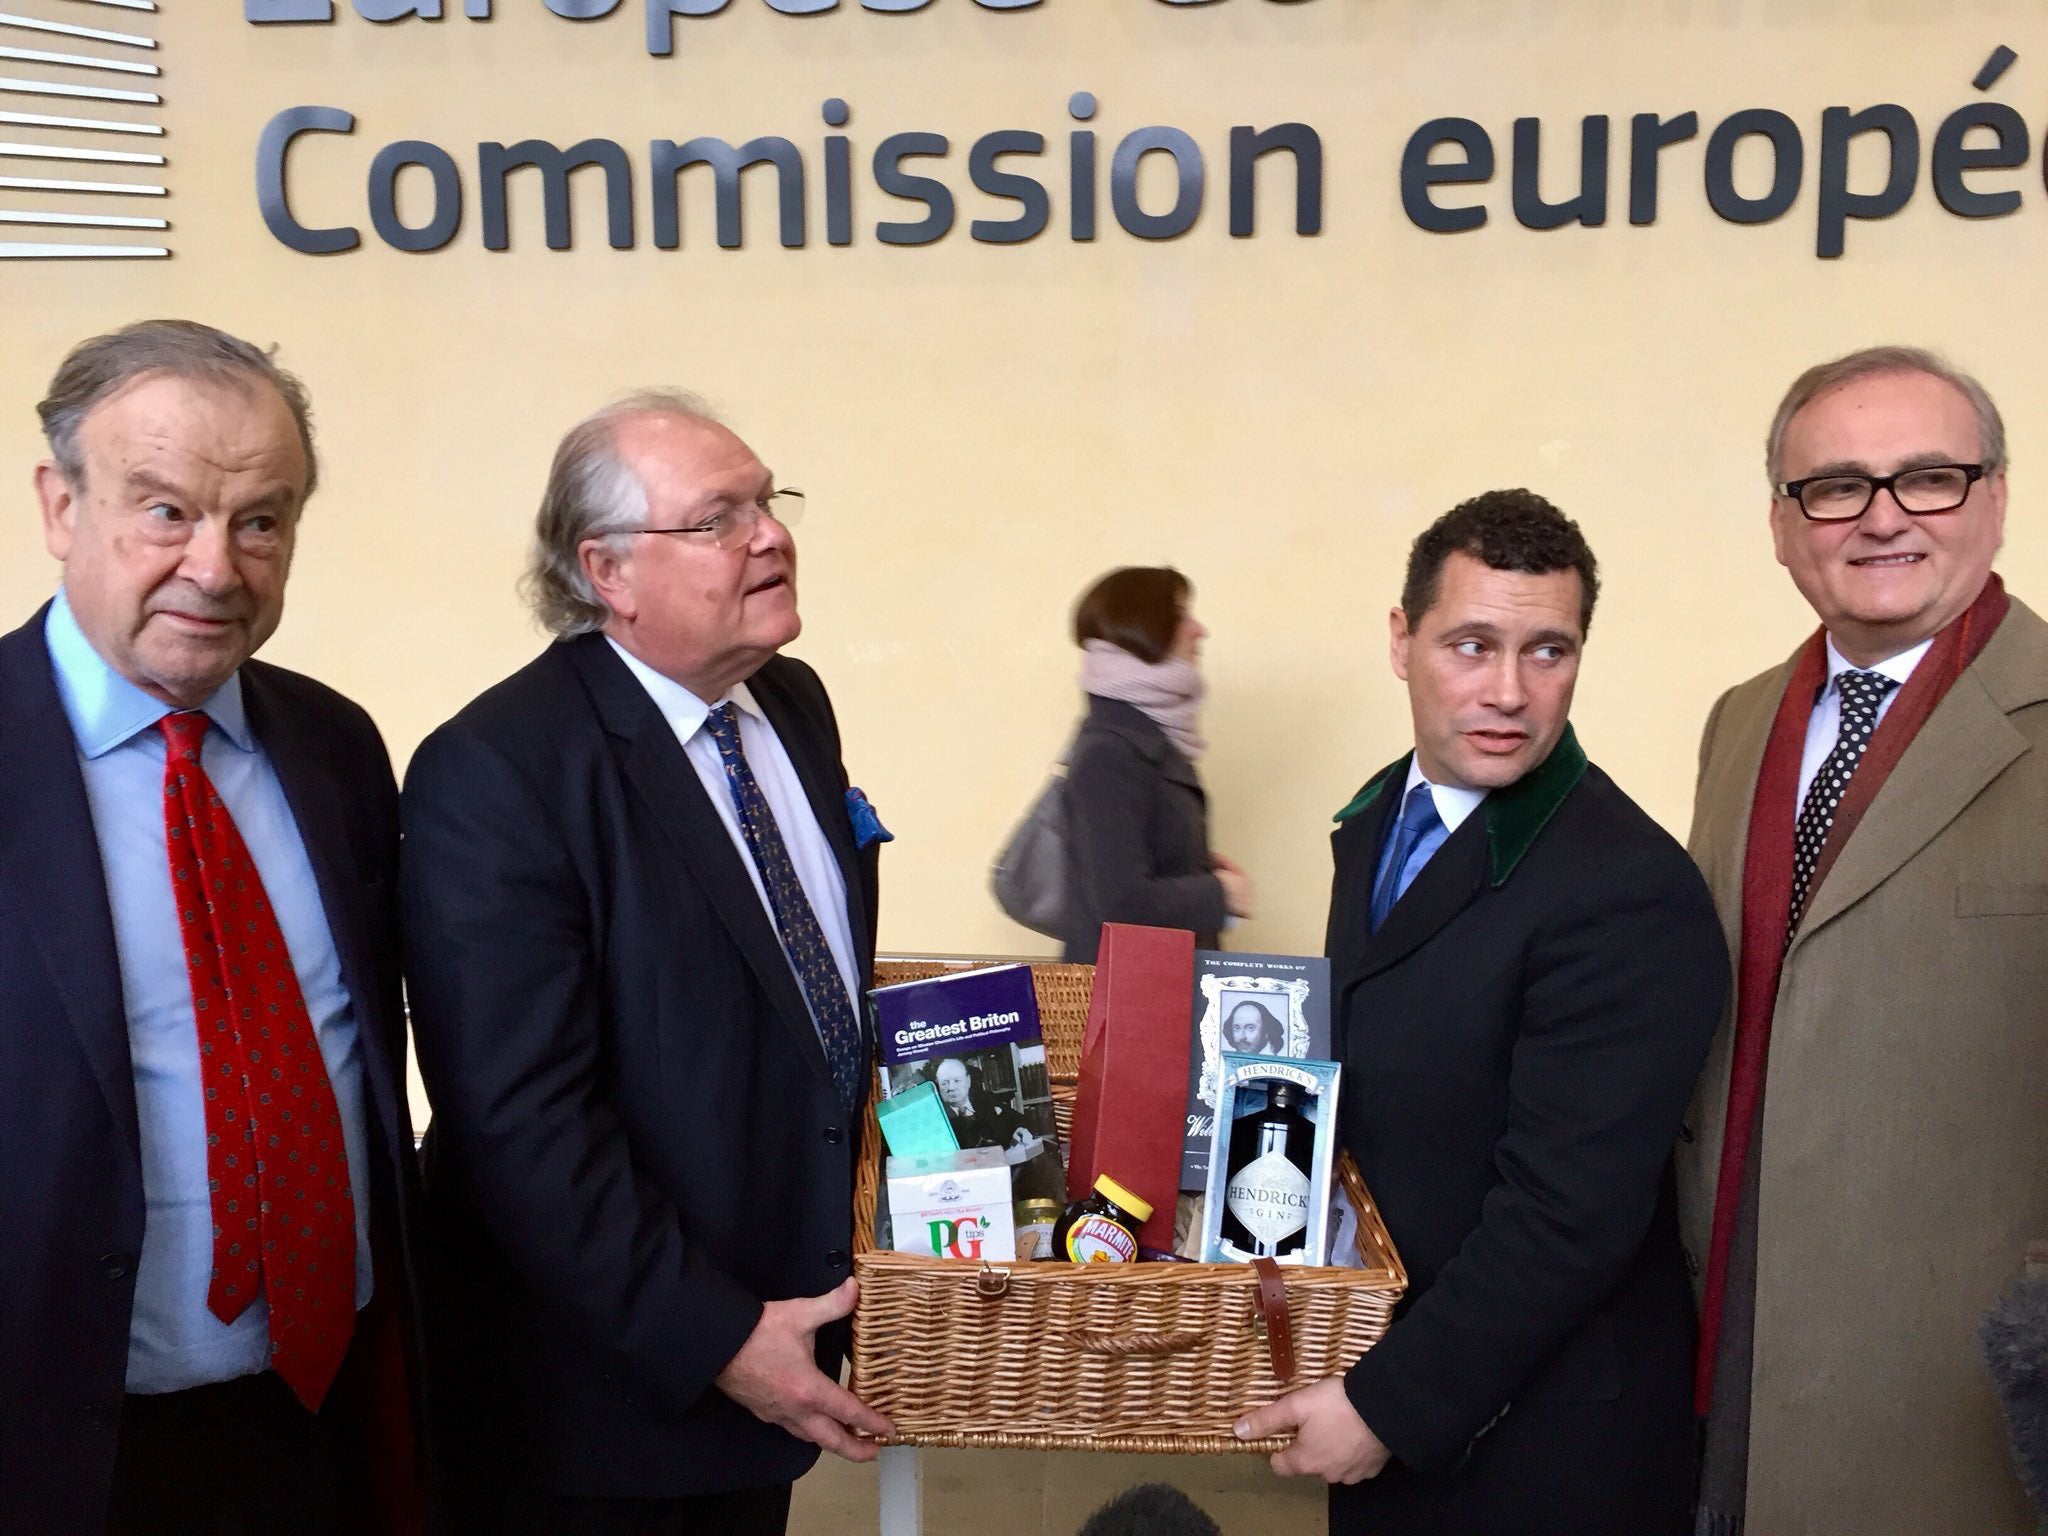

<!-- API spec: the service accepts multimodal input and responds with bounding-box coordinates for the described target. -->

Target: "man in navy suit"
[402,391,892,1535]
[1236,490,1727,1536]
[0,320,426,1533]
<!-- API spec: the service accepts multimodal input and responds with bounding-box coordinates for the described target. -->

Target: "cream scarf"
[1079,639,1207,761]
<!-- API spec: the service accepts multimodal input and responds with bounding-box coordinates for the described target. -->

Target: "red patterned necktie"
[158,710,354,1411]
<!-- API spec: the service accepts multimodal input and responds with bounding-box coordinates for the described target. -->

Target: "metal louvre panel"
[0,0,165,258]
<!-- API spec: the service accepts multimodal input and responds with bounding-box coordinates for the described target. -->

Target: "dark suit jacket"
[0,605,428,1536]
[400,637,879,1511]
[1059,694,1224,962]
[1325,728,1727,1536]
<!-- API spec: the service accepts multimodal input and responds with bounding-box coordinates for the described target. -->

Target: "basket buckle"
[975,1262,1011,1299]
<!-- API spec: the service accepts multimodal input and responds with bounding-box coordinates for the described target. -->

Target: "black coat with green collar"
[1325,727,1727,1536]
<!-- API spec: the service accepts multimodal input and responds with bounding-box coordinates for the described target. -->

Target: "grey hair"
[36,317,320,496]
[520,388,719,638]
[1766,345,2007,485]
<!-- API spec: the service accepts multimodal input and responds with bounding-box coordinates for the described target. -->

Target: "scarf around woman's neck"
[1080,639,1207,761]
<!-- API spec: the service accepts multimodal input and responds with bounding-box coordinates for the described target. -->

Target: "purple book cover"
[869,965,1063,1204]
[873,964,1041,1068]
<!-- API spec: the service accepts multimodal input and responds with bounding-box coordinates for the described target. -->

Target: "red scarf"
[1694,574,2011,1413]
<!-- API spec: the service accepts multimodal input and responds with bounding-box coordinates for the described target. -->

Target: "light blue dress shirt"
[1373,759,1489,908]
[44,592,373,1394]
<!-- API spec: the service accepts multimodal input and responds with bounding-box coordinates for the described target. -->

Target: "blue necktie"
[1370,783,1444,933]
[704,703,866,1111]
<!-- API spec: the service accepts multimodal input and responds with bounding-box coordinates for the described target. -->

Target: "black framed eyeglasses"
[1777,463,1986,523]
[634,488,806,551]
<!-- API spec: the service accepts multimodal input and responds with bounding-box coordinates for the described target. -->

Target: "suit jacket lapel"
[0,608,138,1165]
[749,662,873,979]
[1355,815,1488,981]
[568,640,834,1096]
[1792,631,2043,947]
[1328,753,1487,988]
[1334,726,1589,986]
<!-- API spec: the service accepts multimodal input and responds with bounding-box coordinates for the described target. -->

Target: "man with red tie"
[0,320,427,1532]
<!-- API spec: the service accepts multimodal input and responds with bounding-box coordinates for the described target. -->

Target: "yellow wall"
[7,3,2046,1059]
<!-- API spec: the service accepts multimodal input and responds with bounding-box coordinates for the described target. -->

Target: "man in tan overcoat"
[1679,345,2048,1535]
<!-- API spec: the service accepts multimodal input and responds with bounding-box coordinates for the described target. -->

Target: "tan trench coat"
[1677,596,2048,1535]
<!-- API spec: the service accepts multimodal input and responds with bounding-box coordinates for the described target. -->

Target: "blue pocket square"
[846,786,893,849]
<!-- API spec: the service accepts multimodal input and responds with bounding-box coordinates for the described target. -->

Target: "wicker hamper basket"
[850,957,1408,1453]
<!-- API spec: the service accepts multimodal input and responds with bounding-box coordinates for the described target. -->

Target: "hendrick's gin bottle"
[1221,1081,1315,1259]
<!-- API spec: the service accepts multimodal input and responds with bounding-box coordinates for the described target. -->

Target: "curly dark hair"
[1399,488,1600,636]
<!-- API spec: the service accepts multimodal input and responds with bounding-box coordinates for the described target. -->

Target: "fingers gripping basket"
[850,957,1407,1453]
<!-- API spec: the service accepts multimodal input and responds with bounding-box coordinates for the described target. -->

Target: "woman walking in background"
[1060,566,1252,962]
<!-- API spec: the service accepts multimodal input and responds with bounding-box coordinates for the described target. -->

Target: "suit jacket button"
[1677,1122,1696,1144]
[99,1254,129,1281]
[826,1249,849,1269]
[823,1126,844,1145]
[1683,1248,1701,1277]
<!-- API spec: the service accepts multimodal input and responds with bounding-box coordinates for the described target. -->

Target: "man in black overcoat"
[1236,490,1728,1536]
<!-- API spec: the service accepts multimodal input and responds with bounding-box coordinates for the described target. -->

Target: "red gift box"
[1067,923,1196,1252]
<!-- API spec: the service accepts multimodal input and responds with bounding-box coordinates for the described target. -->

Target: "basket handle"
[1071,1260,1295,1377]
[1075,1329,1206,1358]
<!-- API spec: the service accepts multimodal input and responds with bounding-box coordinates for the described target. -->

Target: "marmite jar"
[1051,1175,1153,1264]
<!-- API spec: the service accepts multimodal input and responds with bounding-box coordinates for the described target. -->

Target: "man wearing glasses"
[1681,347,2048,1535]
[401,392,892,1534]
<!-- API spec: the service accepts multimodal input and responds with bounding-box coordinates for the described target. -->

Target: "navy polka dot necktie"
[704,703,866,1111]
[1788,668,1898,937]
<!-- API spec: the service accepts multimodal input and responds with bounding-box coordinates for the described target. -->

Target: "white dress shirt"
[1402,757,1488,835]
[605,640,862,1033]
[1797,636,1931,812]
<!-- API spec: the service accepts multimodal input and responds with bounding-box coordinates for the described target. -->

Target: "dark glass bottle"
[1220,1082,1315,1259]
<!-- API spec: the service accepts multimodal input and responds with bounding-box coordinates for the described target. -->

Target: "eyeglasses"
[633,489,806,551]
[1777,463,1986,523]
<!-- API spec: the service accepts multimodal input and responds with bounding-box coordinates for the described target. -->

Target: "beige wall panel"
[7,5,2045,1079]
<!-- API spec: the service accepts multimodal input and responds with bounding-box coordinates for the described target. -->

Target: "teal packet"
[876,1080,960,1158]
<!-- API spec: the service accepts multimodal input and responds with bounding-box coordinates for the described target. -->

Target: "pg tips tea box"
[884,1146,1017,1262]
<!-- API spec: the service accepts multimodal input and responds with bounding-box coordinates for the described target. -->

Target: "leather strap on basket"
[1251,1257,1296,1382]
